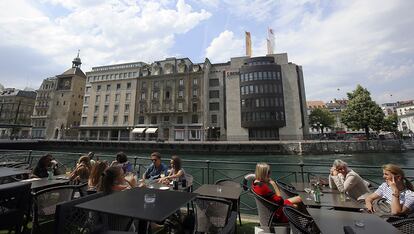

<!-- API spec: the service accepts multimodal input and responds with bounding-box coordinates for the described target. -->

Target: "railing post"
[133,156,138,171]
[206,160,210,184]
[27,150,32,164]
[299,161,305,183]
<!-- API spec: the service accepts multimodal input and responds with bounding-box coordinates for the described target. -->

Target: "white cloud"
[205,30,244,63]
[0,0,211,89]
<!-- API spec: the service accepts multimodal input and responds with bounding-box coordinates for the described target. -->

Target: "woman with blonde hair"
[252,162,302,223]
[88,161,108,191]
[365,164,414,215]
[70,155,91,183]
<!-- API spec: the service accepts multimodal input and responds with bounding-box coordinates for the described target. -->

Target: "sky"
[0,0,413,104]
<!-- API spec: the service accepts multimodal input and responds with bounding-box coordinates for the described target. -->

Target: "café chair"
[242,173,255,191]
[0,182,32,234]
[185,173,194,192]
[389,217,414,234]
[31,184,78,233]
[215,179,242,226]
[194,195,237,234]
[250,188,289,233]
[282,206,319,234]
[276,180,299,198]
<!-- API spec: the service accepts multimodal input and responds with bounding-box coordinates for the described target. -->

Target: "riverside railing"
[1,149,414,214]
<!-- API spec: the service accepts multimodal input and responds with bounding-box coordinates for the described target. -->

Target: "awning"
[145,128,158,134]
[132,128,146,134]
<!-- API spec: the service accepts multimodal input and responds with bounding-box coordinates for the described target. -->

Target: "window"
[95,95,100,103]
[179,79,184,86]
[116,83,121,90]
[142,82,147,89]
[209,102,219,111]
[97,85,101,91]
[177,116,183,124]
[153,91,159,99]
[192,103,197,112]
[86,87,91,93]
[166,91,170,100]
[105,94,110,102]
[93,117,97,125]
[106,84,111,91]
[113,115,118,124]
[114,104,119,113]
[103,116,108,125]
[189,130,201,140]
[175,130,185,140]
[151,116,157,124]
[94,105,99,114]
[125,104,130,112]
[124,115,129,124]
[211,114,217,124]
[163,116,169,122]
[81,117,87,125]
[83,106,88,113]
[178,90,184,98]
[125,93,131,101]
[209,90,219,98]
[115,94,120,102]
[154,81,159,88]
[138,116,144,124]
[104,105,109,113]
[193,78,198,85]
[209,79,219,87]
[178,102,183,111]
[84,96,89,104]
[191,115,198,123]
[141,93,146,100]
[192,89,198,97]
[127,82,131,89]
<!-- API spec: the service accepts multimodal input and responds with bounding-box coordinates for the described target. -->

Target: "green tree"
[382,114,398,133]
[341,85,384,139]
[309,108,335,134]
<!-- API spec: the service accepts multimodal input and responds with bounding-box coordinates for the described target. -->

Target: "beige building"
[31,55,86,139]
[0,88,36,138]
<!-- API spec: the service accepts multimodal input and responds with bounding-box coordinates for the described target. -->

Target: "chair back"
[390,217,414,234]
[215,179,242,189]
[276,180,298,199]
[32,184,78,230]
[250,188,280,227]
[185,173,194,192]
[54,192,106,234]
[194,195,235,233]
[242,173,255,191]
[0,182,31,233]
[282,206,319,234]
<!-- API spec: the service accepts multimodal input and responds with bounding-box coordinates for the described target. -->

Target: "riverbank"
[0,139,403,155]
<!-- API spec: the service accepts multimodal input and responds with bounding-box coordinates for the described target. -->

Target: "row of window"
[241,97,284,108]
[241,111,285,122]
[249,128,279,140]
[87,73,137,82]
[84,93,131,106]
[247,61,273,66]
[82,114,201,126]
[141,89,198,100]
[240,71,281,82]
[240,84,282,95]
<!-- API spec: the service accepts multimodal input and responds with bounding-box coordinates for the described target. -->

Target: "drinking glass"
[340,191,346,202]
[354,219,365,228]
[144,193,156,203]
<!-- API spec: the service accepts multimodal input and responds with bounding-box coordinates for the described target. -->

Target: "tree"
[341,85,384,139]
[309,108,335,134]
[382,114,398,133]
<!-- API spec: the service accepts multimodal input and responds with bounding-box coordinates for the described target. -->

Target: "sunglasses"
[151,159,158,162]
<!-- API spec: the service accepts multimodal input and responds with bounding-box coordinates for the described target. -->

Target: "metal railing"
[2,149,414,214]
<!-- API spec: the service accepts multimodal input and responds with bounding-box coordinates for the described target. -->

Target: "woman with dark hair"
[365,164,414,215]
[70,155,91,183]
[88,161,108,191]
[32,154,55,178]
[158,155,185,184]
[98,166,136,194]
[110,152,133,173]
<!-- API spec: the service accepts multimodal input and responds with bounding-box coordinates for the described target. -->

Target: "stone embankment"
[0,139,403,155]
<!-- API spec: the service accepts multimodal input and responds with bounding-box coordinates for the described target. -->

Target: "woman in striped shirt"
[365,164,414,215]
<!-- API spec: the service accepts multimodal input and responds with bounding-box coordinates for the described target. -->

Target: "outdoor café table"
[291,182,339,193]
[307,208,402,234]
[297,191,365,210]
[194,184,242,212]
[76,187,197,233]
[0,167,31,179]
[0,161,22,167]
[19,177,70,191]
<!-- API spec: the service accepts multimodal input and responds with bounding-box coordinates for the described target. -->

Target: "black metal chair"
[390,217,414,234]
[0,182,32,234]
[215,179,242,226]
[276,180,299,198]
[194,195,237,234]
[282,206,319,234]
[31,184,78,233]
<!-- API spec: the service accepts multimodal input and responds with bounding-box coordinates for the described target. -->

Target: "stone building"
[0,88,36,138]
[31,54,86,139]
[79,53,308,141]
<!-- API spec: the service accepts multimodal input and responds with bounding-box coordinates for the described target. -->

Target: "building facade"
[31,55,86,139]
[79,53,308,141]
[0,88,36,138]
[396,102,414,136]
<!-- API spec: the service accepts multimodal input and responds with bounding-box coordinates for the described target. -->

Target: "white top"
[329,169,370,200]
[375,182,414,211]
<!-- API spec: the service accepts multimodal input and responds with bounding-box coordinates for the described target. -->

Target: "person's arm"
[142,166,151,180]
[165,169,184,180]
[365,191,381,213]
[388,175,408,215]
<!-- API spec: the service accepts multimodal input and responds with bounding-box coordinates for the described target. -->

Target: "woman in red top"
[252,162,302,222]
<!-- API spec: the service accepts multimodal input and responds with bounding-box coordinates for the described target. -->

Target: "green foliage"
[382,114,398,132]
[309,108,336,134]
[341,85,384,138]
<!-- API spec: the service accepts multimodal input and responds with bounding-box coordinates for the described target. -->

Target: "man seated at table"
[142,152,168,181]
[329,159,370,200]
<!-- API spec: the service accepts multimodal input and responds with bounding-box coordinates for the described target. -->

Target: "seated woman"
[252,162,302,223]
[329,159,370,200]
[88,161,108,191]
[110,152,133,174]
[98,166,136,194]
[158,155,185,185]
[365,164,414,215]
[32,154,57,178]
[70,155,91,184]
